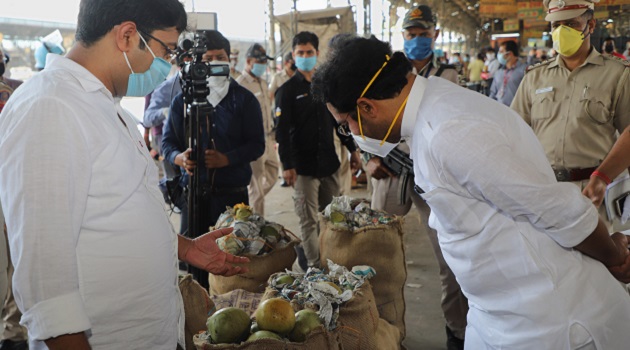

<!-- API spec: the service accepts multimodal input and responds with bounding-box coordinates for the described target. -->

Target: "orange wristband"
[591,170,611,185]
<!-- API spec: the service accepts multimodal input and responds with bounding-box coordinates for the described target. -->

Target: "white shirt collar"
[46,54,112,97]
[401,76,428,140]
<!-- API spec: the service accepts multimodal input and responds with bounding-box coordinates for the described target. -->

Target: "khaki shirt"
[511,49,630,169]
[269,69,292,97]
[236,70,273,135]
[414,54,458,84]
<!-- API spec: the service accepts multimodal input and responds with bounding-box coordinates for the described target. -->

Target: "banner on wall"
[479,0,517,17]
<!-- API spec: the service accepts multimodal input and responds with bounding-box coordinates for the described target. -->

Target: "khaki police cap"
[543,0,599,22]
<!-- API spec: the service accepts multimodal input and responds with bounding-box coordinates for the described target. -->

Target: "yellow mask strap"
[357,55,391,140]
[380,94,409,146]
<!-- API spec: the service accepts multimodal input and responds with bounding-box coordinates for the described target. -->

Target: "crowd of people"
[0,0,630,349]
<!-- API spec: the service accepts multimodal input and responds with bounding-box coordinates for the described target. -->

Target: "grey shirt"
[489,59,527,107]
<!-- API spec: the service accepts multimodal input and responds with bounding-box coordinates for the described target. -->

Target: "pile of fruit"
[213,204,292,256]
[199,298,323,345]
[195,261,375,346]
[323,196,398,229]
[267,261,375,330]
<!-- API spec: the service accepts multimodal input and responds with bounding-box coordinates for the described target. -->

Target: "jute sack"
[209,238,299,296]
[375,318,402,350]
[180,274,215,350]
[319,216,407,339]
[262,275,381,350]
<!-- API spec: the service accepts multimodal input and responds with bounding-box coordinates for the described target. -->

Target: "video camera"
[178,32,230,104]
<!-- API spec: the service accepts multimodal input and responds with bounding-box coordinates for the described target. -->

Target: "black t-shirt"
[275,70,356,178]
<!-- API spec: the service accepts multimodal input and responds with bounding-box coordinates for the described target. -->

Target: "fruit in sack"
[289,309,322,342]
[254,298,296,335]
[275,274,295,286]
[247,330,283,341]
[206,307,251,344]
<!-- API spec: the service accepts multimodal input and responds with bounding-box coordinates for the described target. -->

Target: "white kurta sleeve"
[0,97,92,340]
[429,117,598,248]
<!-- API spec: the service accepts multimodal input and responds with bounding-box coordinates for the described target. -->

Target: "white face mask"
[352,134,399,158]
[486,53,495,60]
[206,61,230,106]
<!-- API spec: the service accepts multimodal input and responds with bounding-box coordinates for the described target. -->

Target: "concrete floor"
[169,180,448,349]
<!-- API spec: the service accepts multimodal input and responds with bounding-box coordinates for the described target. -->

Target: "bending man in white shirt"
[0,1,248,349]
[312,36,630,349]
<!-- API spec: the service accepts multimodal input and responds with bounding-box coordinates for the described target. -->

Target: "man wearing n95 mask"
[161,30,265,289]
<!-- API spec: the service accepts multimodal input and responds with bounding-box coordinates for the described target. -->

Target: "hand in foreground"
[205,149,230,169]
[177,148,195,176]
[582,175,607,208]
[183,228,250,276]
[365,157,394,180]
[608,233,630,283]
[349,151,362,174]
[283,169,297,187]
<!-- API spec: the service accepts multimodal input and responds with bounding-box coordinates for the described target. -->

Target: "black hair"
[311,36,412,115]
[283,51,293,63]
[201,30,230,56]
[604,37,614,42]
[75,0,187,47]
[477,53,485,60]
[501,40,519,57]
[487,47,496,53]
[292,31,319,51]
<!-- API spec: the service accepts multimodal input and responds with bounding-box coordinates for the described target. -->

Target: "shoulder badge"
[603,54,630,67]
[526,58,553,73]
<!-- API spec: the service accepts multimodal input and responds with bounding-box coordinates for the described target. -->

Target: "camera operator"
[161,30,265,289]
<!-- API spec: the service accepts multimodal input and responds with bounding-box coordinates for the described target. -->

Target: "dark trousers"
[180,189,249,290]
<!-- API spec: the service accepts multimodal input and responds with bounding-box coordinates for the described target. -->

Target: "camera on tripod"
[178,32,230,103]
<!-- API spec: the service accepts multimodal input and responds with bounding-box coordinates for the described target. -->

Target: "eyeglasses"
[138,30,177,62]
[337,113,353,136]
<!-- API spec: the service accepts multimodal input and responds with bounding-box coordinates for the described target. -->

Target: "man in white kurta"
[314,37,630,349]
[0,54,182,349]
[0,1,248,348]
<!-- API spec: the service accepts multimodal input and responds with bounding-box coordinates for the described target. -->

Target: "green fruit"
[247,330,283,342]
[255,298,296,335]
[275,274,295,285]
[235,208,252,221]
[289,309,322,342]
[330,211,345,223]
[206,307,251,344]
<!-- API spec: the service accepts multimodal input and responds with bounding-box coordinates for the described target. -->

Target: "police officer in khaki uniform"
[364,5,467,350]
[511,0,630,227]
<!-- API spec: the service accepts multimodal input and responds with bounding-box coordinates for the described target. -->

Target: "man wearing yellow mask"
[511,0,630,228]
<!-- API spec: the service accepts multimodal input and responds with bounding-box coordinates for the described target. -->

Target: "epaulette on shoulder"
[602,54,630,67]
[526,58,553,73]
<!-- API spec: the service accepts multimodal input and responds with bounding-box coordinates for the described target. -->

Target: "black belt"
[552,167,597,182]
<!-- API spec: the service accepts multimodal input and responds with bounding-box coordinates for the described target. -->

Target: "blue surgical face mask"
[497,52,508,66]
[295,56,317,71]
[404,36,434,61]
[124,32,171,97]
[251,62,267,77]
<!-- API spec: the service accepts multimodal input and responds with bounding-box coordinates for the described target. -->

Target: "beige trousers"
[333,135,352,195]
[293,173,340,267]
[1,228,27,342]
[371,176,469,339]
[248,137,280,216]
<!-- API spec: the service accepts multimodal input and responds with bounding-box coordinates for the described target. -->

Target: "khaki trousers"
[1,228,27,341]
[334,135,352,195]
[248,137,280,216]
[372,176,469,339]
[293,173,340,267]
